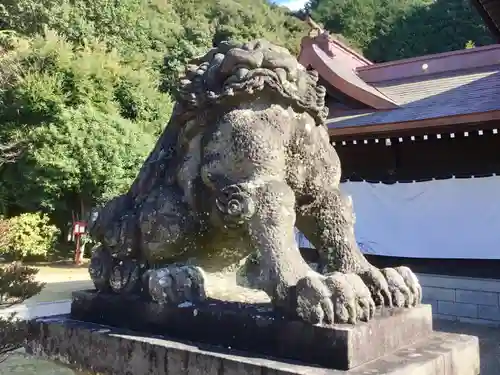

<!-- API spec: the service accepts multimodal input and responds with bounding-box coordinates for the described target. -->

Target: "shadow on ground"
[435,319,500,375]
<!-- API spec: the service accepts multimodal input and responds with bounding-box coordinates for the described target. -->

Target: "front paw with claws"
[294,272,375,325]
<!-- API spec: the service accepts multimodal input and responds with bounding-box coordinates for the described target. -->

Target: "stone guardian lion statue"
[87,39,422,326]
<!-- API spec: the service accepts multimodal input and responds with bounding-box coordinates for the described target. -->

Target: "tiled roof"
[328,67,500,128]
[374,68,500,105]
[314,44,394,103]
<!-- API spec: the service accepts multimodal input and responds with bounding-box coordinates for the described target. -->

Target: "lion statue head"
[175,39,328,126]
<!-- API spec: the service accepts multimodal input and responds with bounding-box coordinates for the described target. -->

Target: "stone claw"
[344,273,376,322]
[147,265,207,306]
[381,267,413,308]
[359,266,422,309]
[358,267,393,308]
[294,272,375,325]
[395,266,422,307]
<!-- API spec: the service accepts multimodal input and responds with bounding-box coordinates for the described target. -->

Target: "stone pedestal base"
[70,290,433,370]
[26,317,479,375]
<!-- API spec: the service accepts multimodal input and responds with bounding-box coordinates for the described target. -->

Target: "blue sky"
[273,0,308,11]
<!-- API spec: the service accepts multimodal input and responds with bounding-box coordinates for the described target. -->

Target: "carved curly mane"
[175,39,328,126]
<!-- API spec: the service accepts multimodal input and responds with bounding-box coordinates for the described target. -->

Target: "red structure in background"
[73,221,86,265]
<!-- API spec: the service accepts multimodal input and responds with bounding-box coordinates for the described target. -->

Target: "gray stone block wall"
[417,273,500,326]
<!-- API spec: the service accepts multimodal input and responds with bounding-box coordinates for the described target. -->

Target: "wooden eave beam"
[328,110,500,137]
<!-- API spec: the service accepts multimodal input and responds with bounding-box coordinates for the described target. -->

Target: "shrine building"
[295,6,500,263]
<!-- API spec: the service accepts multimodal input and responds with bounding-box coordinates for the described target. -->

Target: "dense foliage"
[0,213,59,260]
[0,31,165,220]
[0,0,307,234]
[306,0,495,62]
[0,0,307,94]
[0,262,44,304]
[0,263,44,360]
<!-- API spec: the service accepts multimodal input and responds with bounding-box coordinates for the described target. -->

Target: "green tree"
[0,32,167,224]
[465,40,476,49]
[0,213,59,260]
[0,0,307,96]
[306,0,419,54]
[307,0,495,62]
[365,0,494,61]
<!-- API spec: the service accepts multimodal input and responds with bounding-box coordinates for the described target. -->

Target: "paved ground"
[435,319,500,375]
[0,265,499,374]
[0,351,80,375]
[26,265,92,303]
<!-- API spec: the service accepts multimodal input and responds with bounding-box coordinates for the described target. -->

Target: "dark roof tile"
[328,67,500,128]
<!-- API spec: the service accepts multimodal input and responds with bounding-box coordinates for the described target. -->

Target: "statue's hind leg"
[136,185,213,305]
[137,186,196,262]
[133,183,254,306]
[89,185,206,302]
[89,194,145,295]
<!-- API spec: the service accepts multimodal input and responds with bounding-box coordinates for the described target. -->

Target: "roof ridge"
[358,44,500,72]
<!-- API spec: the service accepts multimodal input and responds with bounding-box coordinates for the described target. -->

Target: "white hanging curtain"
[338,177,500,259]
[295,228,314,248]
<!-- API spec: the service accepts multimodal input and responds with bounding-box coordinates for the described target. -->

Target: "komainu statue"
[88,39,422,326]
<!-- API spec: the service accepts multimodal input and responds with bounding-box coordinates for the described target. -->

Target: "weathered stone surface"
[26,317,479,375]
[85,38,423,326]
[69,290,432,370]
